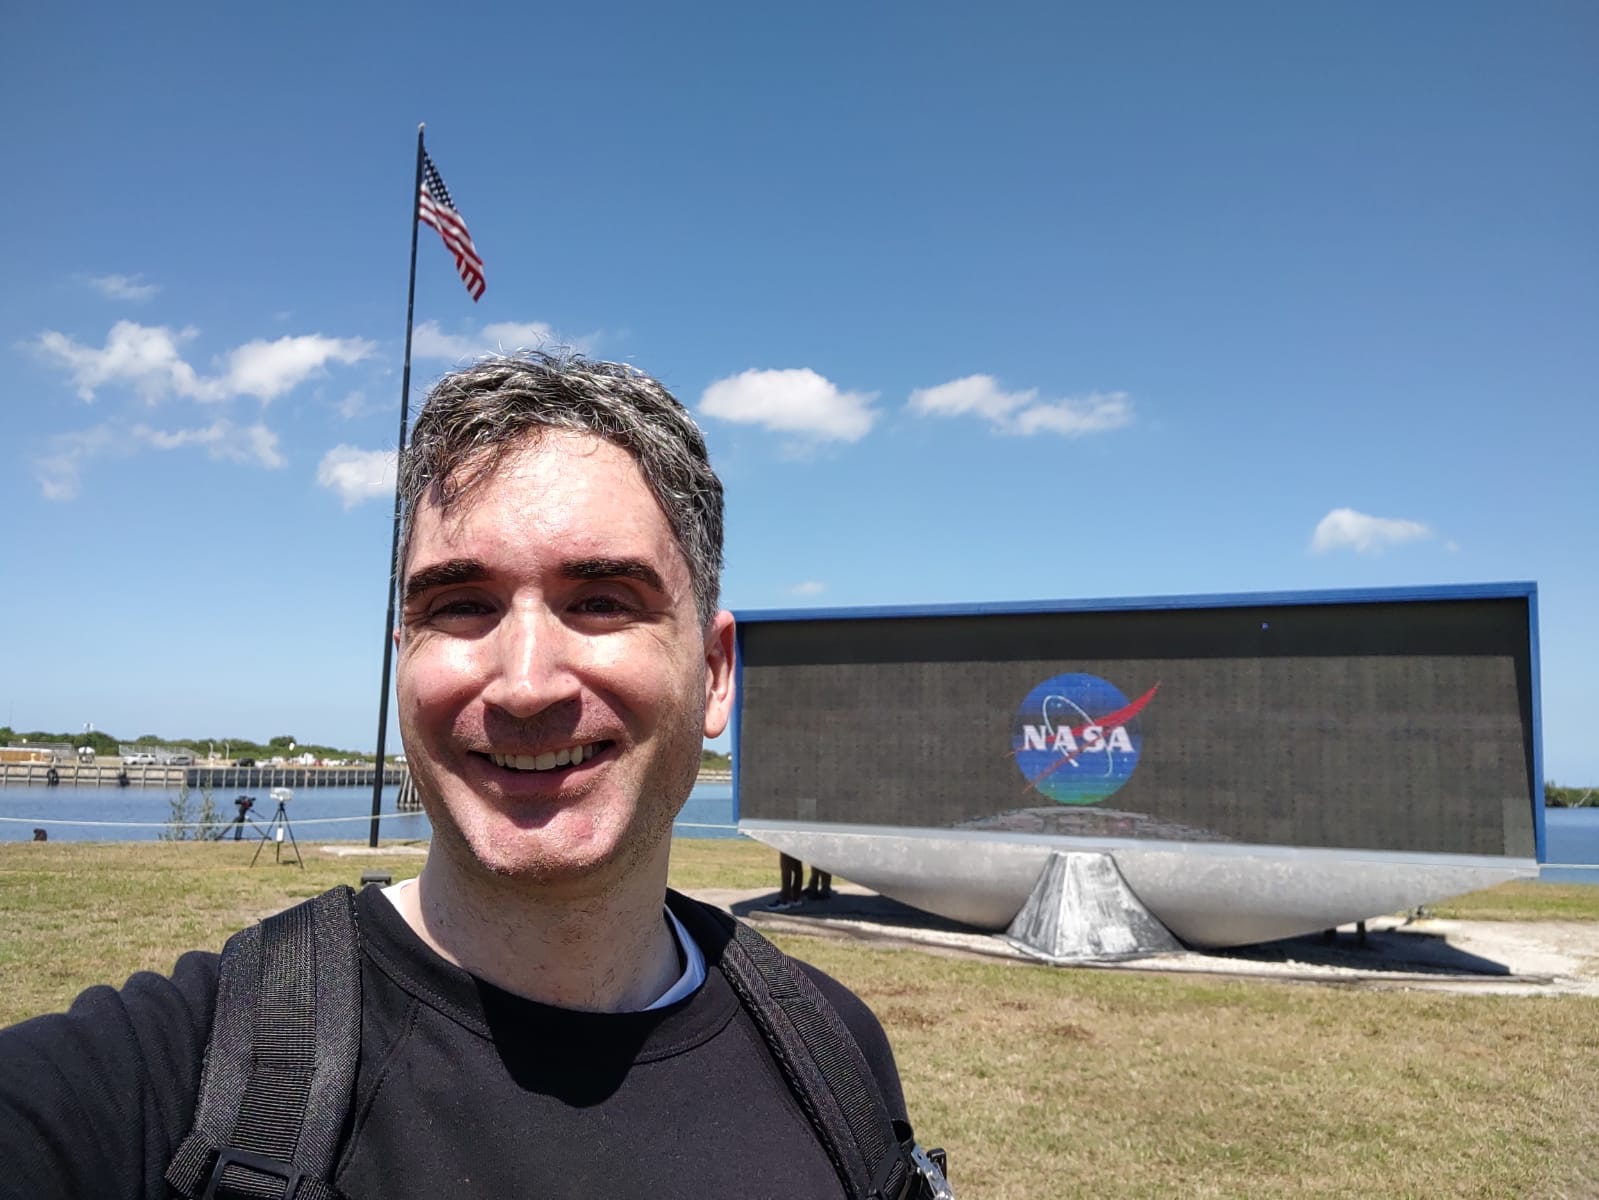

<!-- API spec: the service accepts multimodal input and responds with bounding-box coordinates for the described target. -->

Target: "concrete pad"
[316,844,429,857]
[697,884,1599,997]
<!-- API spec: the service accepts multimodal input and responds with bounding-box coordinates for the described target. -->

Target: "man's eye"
[426,598,493,620]
[574,594,635,617]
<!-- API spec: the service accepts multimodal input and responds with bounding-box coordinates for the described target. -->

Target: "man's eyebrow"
[403,558,488,603]
[562,557,667,594]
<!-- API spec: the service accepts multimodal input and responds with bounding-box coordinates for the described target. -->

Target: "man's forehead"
[405,430,682,573]
[423,430,634,517]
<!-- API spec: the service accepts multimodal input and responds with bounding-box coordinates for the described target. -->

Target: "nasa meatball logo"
[1011,673,1160,805]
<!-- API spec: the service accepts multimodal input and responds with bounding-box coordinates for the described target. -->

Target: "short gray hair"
[399,352,724,623]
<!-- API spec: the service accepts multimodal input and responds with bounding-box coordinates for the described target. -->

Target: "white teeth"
[490,744,597,772]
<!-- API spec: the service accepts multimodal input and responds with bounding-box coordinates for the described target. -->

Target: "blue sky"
[3,3,1594,780]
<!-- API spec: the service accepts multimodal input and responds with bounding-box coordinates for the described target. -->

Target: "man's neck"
[389,852,682,1013]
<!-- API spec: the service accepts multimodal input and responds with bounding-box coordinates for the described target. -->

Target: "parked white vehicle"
[123,752,158,765]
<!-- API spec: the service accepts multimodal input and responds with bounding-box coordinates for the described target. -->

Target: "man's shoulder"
[5,946,220,1053]
[666,891,908,1122]
[790,957,888,1043]
[0,949,223,1199]
[786,955,907,1121]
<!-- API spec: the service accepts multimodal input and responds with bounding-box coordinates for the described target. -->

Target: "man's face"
[396,430,735,892]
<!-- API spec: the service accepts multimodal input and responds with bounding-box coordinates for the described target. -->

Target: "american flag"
[418,151,486,301]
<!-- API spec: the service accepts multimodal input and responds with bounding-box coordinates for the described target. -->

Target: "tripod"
[217,796,267,844]
[250,792,304,869]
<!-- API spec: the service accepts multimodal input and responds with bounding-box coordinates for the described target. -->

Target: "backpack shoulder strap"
[685,895,929,1200]
[166,885,363,1200]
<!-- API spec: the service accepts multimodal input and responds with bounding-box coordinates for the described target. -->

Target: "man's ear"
[703,610,737,738]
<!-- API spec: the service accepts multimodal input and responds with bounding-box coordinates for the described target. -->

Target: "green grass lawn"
[1428,879,1599,921]
[3,839,1596,1198]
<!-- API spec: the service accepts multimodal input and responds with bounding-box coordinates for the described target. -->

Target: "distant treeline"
[0,726,733,773]
[1547,782,1596,808]
[1,727,381,763]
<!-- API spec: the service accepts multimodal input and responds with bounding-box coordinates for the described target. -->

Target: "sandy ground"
[701,883,1599,997]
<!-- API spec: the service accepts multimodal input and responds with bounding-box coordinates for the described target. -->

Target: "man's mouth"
[486,742,607,773]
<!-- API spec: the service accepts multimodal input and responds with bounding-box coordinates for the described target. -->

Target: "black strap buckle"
[203,1147,305,1200]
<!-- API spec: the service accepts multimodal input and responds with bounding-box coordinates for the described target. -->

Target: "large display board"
[734,589,1539,858]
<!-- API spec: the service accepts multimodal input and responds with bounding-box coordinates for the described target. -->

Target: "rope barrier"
[0,814,744,833]
[0,814,426,830]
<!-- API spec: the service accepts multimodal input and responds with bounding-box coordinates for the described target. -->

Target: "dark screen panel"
[735,598,1537,857]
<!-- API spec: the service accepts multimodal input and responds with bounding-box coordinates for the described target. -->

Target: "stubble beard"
[410,694,708,897]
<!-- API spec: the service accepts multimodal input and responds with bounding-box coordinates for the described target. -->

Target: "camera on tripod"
[219,789,304,867]
[216,795,262,843]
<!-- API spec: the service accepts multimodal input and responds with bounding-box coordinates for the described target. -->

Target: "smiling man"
[388,393,736,1011]
[0,353,950,1200]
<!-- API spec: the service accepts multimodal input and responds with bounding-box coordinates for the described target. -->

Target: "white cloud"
[907,374,1133,438]
[34,425,122,501]
[87,274,159,302]
[1309,508,1434,554]
[413,319,575,361]
[240,424,286,468]
[789,581,826,597]
[131,419,286,468]
[317,446,397,509]
[220,335,375,402]
[907,375,1032,422]
[699,368,878,442]
[34,321,205,402]
[34,419,284,500]
[1008,394,1133,437]
[31,321,374,404]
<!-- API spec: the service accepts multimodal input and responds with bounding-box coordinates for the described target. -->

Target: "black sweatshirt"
[0,886,905,1199]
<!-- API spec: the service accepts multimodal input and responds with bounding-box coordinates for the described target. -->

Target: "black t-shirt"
[0,886,905,1199]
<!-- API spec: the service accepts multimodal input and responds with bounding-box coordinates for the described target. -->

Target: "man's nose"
[480,605,581,717]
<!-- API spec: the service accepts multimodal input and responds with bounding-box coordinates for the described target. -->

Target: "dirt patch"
[1051,1021,1093,1041]
[878,1005,942,1030]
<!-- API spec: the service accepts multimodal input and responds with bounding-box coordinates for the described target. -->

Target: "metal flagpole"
[368,123,428,848]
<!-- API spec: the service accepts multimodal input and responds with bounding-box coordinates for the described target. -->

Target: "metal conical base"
[1004,851,1182,962]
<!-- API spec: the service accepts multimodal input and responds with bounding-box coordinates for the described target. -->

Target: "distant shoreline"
[0,759,735,790]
